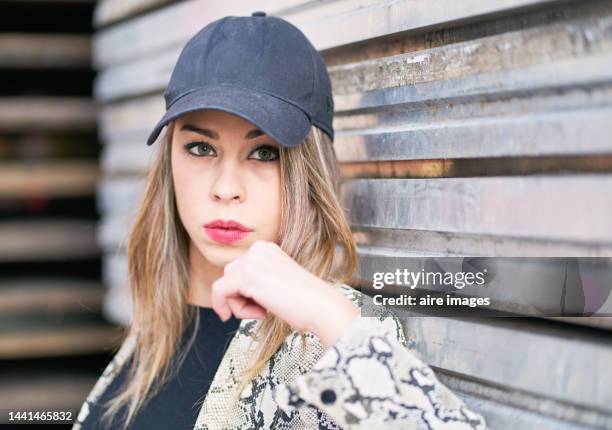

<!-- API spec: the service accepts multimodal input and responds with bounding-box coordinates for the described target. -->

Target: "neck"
[187,240,223,308]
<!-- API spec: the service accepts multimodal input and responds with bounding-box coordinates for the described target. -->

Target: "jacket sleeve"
[270,311,489,429]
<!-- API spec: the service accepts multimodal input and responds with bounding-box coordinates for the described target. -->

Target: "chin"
[199,242,246,267]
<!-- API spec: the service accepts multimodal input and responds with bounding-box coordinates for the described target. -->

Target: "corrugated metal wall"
[92,0,612,428]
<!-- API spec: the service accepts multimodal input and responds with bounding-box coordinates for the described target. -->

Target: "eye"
[250,144,279,162]
[184,141,215,157]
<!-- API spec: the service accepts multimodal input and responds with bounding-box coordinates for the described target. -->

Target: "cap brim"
[146,84,312,148]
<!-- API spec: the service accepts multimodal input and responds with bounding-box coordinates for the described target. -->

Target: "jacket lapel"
[193,318,265,429]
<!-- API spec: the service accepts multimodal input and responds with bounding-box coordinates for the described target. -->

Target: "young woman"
[73,12,488,430]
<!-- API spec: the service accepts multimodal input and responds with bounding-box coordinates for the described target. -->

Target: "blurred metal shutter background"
[92,0,612,428]
[0,0,122,420]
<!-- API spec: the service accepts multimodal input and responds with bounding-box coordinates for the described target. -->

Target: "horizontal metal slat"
[0,98,97,132]
[341,176,612,243]
[0,373,100,418]
[0,280,104,315]
[0,34,91,68]
[93,0,174,27]
[334,51,612,113]
[0,325,122,359]
[335,107,612,162]
[0,220,99,261]
[0,161,99,198]
[437,371,611,429]
[352,227,612,257]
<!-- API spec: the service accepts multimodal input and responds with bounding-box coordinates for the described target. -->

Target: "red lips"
[204,219,253,244]
[204,219,253,231]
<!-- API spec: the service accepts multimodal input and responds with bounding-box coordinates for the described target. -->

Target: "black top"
[79,305,241,430]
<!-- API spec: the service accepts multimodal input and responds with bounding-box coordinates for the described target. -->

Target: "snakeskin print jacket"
[72,283,489,429]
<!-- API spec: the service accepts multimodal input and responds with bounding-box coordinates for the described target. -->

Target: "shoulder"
[73,333,136,429]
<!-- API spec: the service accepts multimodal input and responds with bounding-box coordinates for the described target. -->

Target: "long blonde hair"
[100,118,358,429]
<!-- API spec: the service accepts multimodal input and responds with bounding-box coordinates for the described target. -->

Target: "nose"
[209,158,245,204]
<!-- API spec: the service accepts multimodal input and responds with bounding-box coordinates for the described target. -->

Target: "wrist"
[309,283,360,349]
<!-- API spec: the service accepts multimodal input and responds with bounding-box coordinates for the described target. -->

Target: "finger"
[212,273,264,322]
[212,260,277,321]
[227,296,267,320]
[225,282,267,318]
[211,276,237,322]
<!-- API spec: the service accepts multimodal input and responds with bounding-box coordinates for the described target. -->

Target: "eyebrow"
[180,124,264,140]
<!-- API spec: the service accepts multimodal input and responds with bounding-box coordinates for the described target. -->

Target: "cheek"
[171,153,201,227]
[251,168,282,232]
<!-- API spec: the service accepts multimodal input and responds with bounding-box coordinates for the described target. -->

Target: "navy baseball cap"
[146,11,335,148]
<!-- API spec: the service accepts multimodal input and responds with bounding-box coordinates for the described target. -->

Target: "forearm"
[274,289,489,429]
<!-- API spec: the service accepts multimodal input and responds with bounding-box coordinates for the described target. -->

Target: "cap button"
[251,11,266,17]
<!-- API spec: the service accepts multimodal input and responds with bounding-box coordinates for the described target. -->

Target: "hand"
[211,240,359,348]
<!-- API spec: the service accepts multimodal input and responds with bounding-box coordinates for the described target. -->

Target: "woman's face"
[171,109,282,268]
